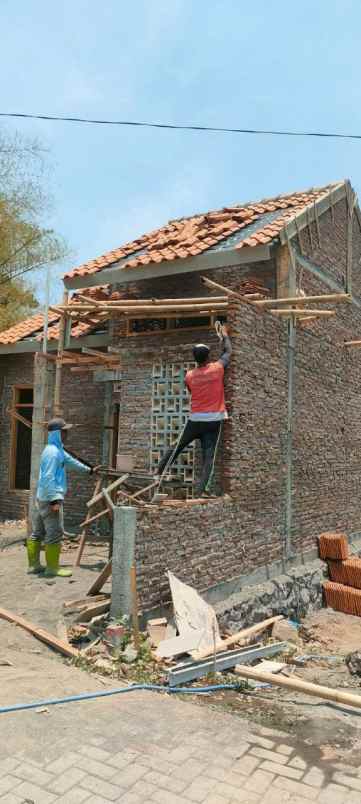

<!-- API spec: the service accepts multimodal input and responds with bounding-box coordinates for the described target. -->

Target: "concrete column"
[110,506,137,620]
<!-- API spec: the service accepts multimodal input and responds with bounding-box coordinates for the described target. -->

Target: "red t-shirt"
[185,361,226,414]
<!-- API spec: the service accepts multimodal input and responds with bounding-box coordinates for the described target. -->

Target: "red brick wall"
[0,355,106,529]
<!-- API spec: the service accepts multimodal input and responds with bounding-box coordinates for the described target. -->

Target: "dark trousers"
[157,419,223,494]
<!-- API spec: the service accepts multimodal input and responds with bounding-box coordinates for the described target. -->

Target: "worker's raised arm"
[63,451,92,474]
[218,325,232,368]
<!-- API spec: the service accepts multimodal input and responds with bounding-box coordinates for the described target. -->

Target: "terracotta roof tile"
[0,286,114,346]
[64,183,340,282]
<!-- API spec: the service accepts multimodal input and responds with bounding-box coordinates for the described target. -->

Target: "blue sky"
[1,0,361,302]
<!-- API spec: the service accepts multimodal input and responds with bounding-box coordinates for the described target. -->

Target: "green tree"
[0,129,68,330]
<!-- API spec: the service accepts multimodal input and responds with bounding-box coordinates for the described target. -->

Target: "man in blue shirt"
[27,417,95,578]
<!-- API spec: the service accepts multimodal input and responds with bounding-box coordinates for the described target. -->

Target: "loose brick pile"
[321,532,361,616]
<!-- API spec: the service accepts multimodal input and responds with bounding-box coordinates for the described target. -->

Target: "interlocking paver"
[0,795,24,804]
[55,789,90,804]
[79,775,123,800]
[183,775,217,802]
[248,747,288,765]
[276,744,294,756]
[303,766,325,788]
[111,762,147,787]
[0,760,20,777]
[117,793,143,804]
[48,766,87,794]
[244,769,275,794]
[12,762,53,786]
[230,756,260,776]
[79,746,113,762]
[151,791,191,803]
[272,776,318,800]
[245,735,275,750]
[0,778,21,797]
[259,760,303,780]
[333,772,361,792]
[144,769,188,794]
[173,759,207,782]
[107,750,142,769]
[75,757,118,781]
[317,785,348,804]
[12,780,57,803]
[46,753,83,774]
[131,778,159,798]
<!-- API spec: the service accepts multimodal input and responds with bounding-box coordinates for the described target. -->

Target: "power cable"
[1,112,361,141]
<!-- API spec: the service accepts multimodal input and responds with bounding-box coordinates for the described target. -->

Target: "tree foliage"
[0,130,68,330]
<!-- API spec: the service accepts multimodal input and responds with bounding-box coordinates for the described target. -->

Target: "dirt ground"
[3,525,361,766]
[0,524,113,729]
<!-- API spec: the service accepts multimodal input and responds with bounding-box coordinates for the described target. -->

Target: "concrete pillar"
[110,506,137,620]
[29,353,54,525]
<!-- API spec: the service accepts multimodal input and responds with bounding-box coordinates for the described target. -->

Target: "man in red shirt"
[156,325,231,496]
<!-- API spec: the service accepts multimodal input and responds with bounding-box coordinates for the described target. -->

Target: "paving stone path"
[0,688,360,804]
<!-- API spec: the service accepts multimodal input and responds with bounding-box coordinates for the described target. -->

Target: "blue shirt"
[37,430,90,502]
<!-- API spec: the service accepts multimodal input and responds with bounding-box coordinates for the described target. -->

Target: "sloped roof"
[64,183,339,282]
[0,294,109,346]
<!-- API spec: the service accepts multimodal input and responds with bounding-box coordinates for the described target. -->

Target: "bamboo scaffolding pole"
[344,340,361,347]
[253,293,351,308]
[74,295,229,307]
[235,664,361,712]
[53,302,229,314]
[270,309,336,318]
[201,276,264,306]
[53,291,68,416]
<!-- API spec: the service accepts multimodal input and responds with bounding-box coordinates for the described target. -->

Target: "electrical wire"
[1,112,361,141]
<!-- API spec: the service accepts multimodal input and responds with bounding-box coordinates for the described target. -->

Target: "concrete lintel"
[63,245,271,290]
[110,506,137,620]
[0,332,111,356]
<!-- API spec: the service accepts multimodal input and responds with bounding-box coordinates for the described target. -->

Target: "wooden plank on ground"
[74,477,103,568]
[0,607,79,659]
[63,593,110,609]
[74,599,110,623]
[87,560,112,596]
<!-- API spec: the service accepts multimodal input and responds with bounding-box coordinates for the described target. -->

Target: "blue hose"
[0,683,241,715]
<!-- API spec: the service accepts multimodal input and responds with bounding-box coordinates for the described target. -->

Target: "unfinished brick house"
[1,179,360,613]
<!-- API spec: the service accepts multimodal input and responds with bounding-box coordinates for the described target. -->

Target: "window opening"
[10,386,33,490]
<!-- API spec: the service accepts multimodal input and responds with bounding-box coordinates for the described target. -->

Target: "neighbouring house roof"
[64,183,341,283]
[0,288,111,346]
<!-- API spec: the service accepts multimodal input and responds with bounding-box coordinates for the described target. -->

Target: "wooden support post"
[87,559,112,596]
[87,474,129,509]
[53,291,69,416]
[74,477,102,568]
[130,564,140,651]
[276,244,291,299]
[29,353,54,530]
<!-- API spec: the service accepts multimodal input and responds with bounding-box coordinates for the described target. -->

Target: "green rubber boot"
[26,540,45,574]
[44,544,72,578]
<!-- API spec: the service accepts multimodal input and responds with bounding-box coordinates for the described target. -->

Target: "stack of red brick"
[320,532,361,616]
